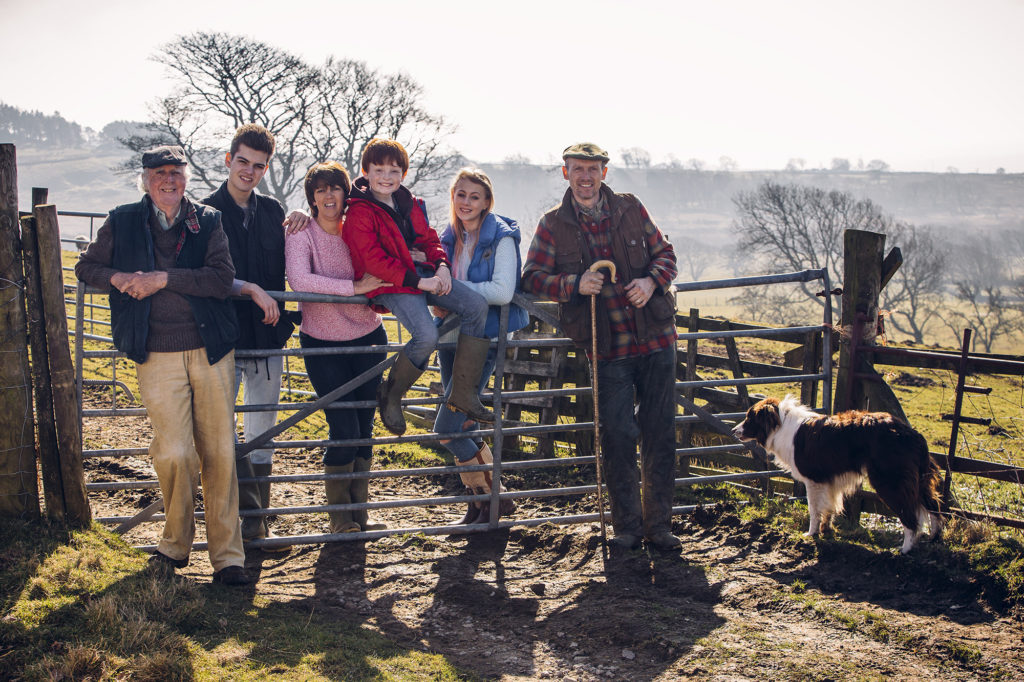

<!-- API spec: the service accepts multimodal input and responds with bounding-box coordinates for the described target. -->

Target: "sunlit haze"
[1,0,1022,172]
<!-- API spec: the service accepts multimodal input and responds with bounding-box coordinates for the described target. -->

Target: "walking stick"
[588,260,616,554]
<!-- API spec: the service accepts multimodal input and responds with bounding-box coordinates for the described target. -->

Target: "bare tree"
[304,57,458,189]
[942,235,1024,351]
[120,32,458,205]
[866,159,890,173]
[718,156,738,172]
[731,181,891,322]
[620,147,652,169]
[830,157,851,172]
[784,158,805,172]
[880,222,946,343]
[676,240,716,282]
[502,153,531,165]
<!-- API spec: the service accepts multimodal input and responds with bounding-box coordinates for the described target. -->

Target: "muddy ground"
[82,390,1023,681]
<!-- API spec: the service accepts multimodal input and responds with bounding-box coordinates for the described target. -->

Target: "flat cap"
[141,145,187,168]
[562,142,609,163]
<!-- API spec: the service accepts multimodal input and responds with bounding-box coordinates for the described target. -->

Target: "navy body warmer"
[107,200,238,364]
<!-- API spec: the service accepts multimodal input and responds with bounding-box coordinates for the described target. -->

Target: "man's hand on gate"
[242,282,280,324]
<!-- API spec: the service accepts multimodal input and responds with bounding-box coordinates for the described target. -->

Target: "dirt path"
[82,393,1023,680]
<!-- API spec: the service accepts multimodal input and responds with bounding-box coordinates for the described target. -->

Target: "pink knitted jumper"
[285,222,382,342]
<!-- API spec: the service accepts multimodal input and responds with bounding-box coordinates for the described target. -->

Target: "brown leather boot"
[456,444,514,522]
[451,487,484,525]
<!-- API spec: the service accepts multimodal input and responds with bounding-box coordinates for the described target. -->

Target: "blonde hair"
[448,168,494,259]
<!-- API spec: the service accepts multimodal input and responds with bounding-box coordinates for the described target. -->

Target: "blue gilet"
[439,213,529,338]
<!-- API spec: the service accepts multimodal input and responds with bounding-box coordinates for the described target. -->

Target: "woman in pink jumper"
[285,162,388,533]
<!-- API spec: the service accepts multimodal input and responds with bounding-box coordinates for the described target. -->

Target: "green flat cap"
[141,145,187,168]
[562,142,609,162]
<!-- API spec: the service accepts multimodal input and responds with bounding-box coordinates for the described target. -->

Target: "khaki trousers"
[136,349,245,571]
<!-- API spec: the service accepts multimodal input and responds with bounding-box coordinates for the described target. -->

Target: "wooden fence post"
[21,213,64,520]
[0,144,40,519]
[835,229,886,414]
[35,204,91,526]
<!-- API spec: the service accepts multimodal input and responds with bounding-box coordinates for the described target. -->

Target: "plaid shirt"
[523,189,677,360]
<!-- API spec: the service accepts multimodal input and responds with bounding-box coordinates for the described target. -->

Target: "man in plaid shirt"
[522,142,681,551]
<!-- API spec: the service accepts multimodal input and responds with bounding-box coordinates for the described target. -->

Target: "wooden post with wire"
[0,144,41,519]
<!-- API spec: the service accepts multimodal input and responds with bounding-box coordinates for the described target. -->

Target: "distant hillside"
[5,141,1022,248]
[474,163,1024,253]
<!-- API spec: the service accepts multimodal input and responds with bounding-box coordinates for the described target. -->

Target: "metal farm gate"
[72,268,833,554]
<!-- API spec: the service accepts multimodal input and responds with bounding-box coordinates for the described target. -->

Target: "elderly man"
[76,145,249,584]
[522,142,681,551]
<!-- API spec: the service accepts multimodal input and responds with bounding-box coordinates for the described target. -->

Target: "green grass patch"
[739,497,1024,613]
[1,519,470,681]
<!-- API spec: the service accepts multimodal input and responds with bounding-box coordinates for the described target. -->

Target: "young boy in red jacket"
[343,138,491,435]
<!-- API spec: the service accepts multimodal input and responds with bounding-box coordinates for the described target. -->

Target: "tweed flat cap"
[562,142,609,162]
[141,145,187,168]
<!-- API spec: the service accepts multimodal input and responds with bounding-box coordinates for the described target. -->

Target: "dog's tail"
[920,454,943,515]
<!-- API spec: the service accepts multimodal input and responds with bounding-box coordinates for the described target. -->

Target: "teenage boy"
[342,138,491,436]
[201,124,294,546]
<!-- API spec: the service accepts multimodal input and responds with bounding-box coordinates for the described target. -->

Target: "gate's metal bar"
[114,498,163,534]
[79,373,821,420]
[672,269,825,292]
[82,411,754,458]
[487,303,510,528]
[99,471,778,526]
[133,500,750,551]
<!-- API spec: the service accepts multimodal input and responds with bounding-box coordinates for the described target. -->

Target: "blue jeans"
[300,326,387,466]
[596,346,678,537]
[433,347,497,462]
[374,276,488,368]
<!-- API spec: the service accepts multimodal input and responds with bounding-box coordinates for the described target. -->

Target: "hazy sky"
[2,0,1022,172]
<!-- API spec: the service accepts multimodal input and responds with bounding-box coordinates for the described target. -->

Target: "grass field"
[0,251,1017,680]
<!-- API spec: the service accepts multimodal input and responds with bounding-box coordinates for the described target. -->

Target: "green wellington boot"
[352,456,387,531]
[324,463,360,533]
[238,455,266,541]
[377,351,425,435]
[446,334,497,424]
[252,462,290,552]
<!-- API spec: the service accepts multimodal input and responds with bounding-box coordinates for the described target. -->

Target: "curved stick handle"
[588,259,617,283]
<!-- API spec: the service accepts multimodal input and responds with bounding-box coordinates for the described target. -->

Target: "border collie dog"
[732,396,944,553]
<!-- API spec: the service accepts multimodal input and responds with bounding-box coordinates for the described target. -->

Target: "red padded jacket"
[342,178,448,311]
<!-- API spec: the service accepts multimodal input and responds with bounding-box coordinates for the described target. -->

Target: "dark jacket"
[201,182,294,349]
[541,187,677,355]
[105,197,238,364]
